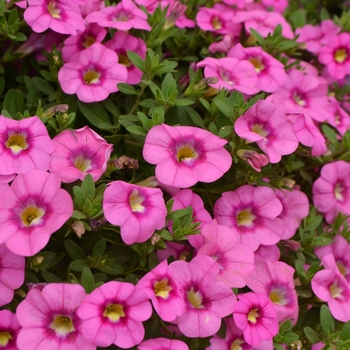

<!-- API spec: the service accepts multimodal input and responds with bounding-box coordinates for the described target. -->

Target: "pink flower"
[77,281,152,348]
[0,310,21,350]
[312,269,350,322]
[318,32,350,80]
[312,161,350,223]
[58,43,128,103]
[228,43,286,93]
[246,260,299,323]
[105,31,147,85]
[254,244,281,263]
[0,244,25,307]
[136,260,185,322]
[233,292,279,346]
[196,220,255,288]
[85,0,151,31]
[0,170,73,256]
[326,97,350,135]
[169,255,237,338]
[17,283,94,350]
[208,34,235,54]
[62,24,107,62]
[0,116,54,175]
[261,0,288,12]
[234,99,298,163]
[24,0,85,34]
[214,185,285,251]
[196,57,259,95]
[143,124,232,188]
[103,181,167,245]
[49,126,113,183]
[80,0,104,18]
[138,338,189,350]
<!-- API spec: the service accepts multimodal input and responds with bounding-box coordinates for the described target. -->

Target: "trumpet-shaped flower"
[0,170,73,256]
[58,43,128,103]
[49,126,113,183]
[103,181,167,245]
[138,338,189,350]
[0,310,21,350]
[143,124,232,188]
[0,116,54,175]
[0,244,25,307]
[77,281,152,348]
[17,283,94,350]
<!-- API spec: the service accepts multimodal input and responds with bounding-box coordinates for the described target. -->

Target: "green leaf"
[41,271,62,283]
[125,125,147,136]
[249,28,265,45]
[174,99,194,106]
[92,239,106,257]
[340,321,350,341]
[321,124,338,143]
[219,125,233,138]
[97,263,124,275]
[81,267,95,293]
[78,101,114,130]
[305,215,323,231]
[81,174,95,198]
[186,107,205,128]
[127,50,145,71]
[320,304,335,335]
[8,9,18,26]
[161,73,177,99]
[3,89,25,115]
[214,99,233,120]
[73,186,87,210]
[69,259,88,271]
[71,210,87,219]
[32,77,54,94]
[64,239,86,260]
[117,83,138,95]
[304,326,320,344]
[273,24,282,38]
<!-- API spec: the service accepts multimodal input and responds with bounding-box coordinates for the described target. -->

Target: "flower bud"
[72,221,85,238]
[236,149,269,172]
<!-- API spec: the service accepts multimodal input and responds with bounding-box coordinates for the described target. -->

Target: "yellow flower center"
[103,304,125,322]
[74,155,92,173]
[230,339,245,350]
[83,35,96,48]
[236,209,256,227]
[187,288,204,309]
[334,183,344,201]
[251,124,268,137]
[129,189,145,213]
[47,1,61,19]
[21,206,45,227]
[0,331,12,347]
[249,57,265,73]
[247,308,259,323]
[83,70,101,85]
[154,278,173,299]
[212,16,222,30]
[50,315,75,336]
[269,288,287,305]
[329,281,343,299]
[334,49,348,63]
[6,133,28,154]
[177,145,198,163]
[337,262,347,277]
[118,54,131,67]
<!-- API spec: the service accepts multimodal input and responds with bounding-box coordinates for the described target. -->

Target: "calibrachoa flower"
[0,310,21,350]
[77,281,152,348]
[0,115,54,175]
[0,170,73,256]
[85,0,151,31]
[312,161,350,223]
[103,181,167,245]
[234,99,298,163]
[168,255,237,338]
[142,124,232,188]
[214,185,285,251]
[136,260,185,322]
[0,244,25,307]
[233,292,279,346]
[49,126,113,183]
[24,0,85,34]
[16,283,94,350]
[58,43,128,103]
[138,338,189,350]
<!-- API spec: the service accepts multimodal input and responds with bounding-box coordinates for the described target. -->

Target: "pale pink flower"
[169,255,237,338]
[85,0,151,31]
[49,126,113,183]
[312,161,350,223]
[24,0,85,34]
[58,43,128,103]
[234,99,298,163]
[0,244,25,307]
[214,185,285,251]
[136,260,185,322]
[228,43,286,93]
[17,283,95,350]
[312,269,350,322]
[138,338,189,350]
[103,181,167,245]
[233,292,279,346]
[318,32,350,80]
[0,170,73,256]
[105,31,147,85]
[0,310,21,350]
[196,57,259,95]
[77,281,152,348]
[0,116,54,175]
[143,124,232,188]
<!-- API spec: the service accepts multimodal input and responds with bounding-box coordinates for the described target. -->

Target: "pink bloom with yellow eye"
[49,126,113,183]
[138,338,189,350]
[0,170,73,256]
[0,116,54,176]
[0,310,21,350]
[58,43,128,103]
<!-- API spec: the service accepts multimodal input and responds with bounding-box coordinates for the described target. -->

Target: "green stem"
[128,83,147,115]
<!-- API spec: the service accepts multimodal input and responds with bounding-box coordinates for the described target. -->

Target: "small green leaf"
[32,77,54,94]
[78,101,114,130]
[81,267,95,293]
[92,239,106,257]
[41,272,62,283]
[186,107,205,128]
[73,186,87,210]
[64,239,86,260]
[340,321,350,341]
[125,125,147,136]
[71,210,87,219]
[320,304,335,335]
[117,83,138,95]
[304,326,320,344]
[97,263,124,275]
[69,259,88,271]
[127,50,145,71]
[81,174,95,198]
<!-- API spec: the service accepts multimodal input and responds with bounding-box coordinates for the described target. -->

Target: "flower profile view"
[143,124,232,188]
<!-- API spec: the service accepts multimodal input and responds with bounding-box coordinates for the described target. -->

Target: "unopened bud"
[151,233,161,245]
[283,240,301,252]
[136,176,159,188]
[27,282,48,291]
[72,221,85,238]
[278,178,296,189]
[193,77,219,91]
[113,155,139,170]
[236,149,269,172]
[163,2,186,31]
[30,256,44,267]
[42,104,69,118]
[16,289,27,298]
